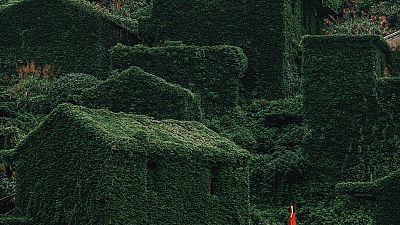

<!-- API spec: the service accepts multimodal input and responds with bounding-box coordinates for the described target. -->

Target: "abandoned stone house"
[16,104,250,225]
[0,0,138,79]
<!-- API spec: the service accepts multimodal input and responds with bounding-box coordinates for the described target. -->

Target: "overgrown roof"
[31,104,249,159]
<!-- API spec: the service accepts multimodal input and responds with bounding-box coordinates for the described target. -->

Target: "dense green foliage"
[387,51,400,75]
[1,0,399,223]
[87,0,153,19]
[0,81,43,137]
[110,44,247,114]
[322,0,342,12]
[47,73,101,107]
[301,35,400,224]
[366,170,400,224]
[0,126,21,150]
[303,35,391,183]
[203,96,307,222]
[82,67,201,120]
[0,216,31,225]
[336,169,400,225]
[378,76,400,117]
[5,76,54,114]
[139,0,322,99]
[16,103,250,225]
[1,73,101,115]
[0,0,138,79]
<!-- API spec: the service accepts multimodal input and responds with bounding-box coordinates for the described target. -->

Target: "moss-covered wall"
[82,67,202,121]
[139,0,321,99]
[16,104,250,225]
[110,44,247,115]
[0,0,138,79]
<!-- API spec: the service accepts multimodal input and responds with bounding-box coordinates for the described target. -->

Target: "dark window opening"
[147,160,158,191]
[348,192,375,200]
[209,166,221,195]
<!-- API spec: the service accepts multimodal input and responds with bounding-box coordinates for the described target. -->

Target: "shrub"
[8,76,53,100]
[0,149,17,213]
[250,150,309,208]
[387,51,400,76]
[5,75,54,114]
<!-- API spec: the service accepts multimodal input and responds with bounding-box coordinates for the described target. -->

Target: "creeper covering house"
[302,35,390,205]
[0,0,137,79]
[140,0,327,99]
[16,104,250,225]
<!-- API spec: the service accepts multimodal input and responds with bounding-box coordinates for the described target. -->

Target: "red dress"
[289,206,296,225]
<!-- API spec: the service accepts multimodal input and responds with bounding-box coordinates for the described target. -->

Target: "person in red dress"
[289,205,296,225]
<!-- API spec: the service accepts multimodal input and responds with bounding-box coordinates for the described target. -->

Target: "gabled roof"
[0,0,137,33]
[27,104,249,160]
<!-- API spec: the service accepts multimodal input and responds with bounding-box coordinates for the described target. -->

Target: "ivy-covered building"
[15,104,251,225]
[82,67,202,121]
[0,0,138,79]
[299,34,400,223]
[139,0,328,99]
[110,43,248,115]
